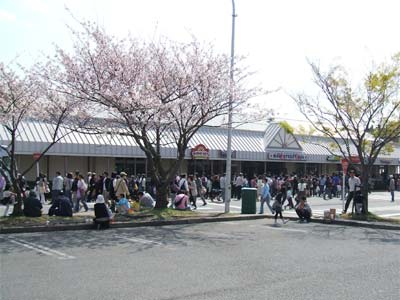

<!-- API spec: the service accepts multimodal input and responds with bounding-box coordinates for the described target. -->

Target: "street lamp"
[225,0,237,213]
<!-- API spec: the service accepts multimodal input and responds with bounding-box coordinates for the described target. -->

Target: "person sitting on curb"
[174,193,190,210]
[295,196,312,223]
[23,191,43,217]
[138,191,155,208]
[48,191,73,217]
[1,184,16,217]
[116,193,130,214]
[93,194,113,229]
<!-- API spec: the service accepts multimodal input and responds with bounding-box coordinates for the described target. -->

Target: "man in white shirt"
[235,173,244,200]
[343,170,361,214]
[178,174,189,194]
[52,171,64,203]
[138,191,155,208]
[220,173,226,202]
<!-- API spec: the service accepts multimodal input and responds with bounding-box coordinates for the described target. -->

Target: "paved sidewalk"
[1,191,399,234]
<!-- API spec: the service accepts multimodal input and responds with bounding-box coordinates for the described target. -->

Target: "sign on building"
[191,144,209,160]
[267,152,307,161]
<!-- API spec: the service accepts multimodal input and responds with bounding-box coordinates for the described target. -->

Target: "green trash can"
[241,187,257,214]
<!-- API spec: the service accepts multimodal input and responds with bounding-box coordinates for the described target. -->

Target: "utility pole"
[225,0,237,213]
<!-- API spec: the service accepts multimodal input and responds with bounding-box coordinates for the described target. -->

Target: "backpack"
[71,178,78,192]
[80,180,88,192]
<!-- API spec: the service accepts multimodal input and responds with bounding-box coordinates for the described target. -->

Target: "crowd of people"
[0,170,156,223]
[0,169,398,225]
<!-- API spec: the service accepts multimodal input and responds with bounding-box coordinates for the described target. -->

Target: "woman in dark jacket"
[93,195,113,229]
[23,191,43,217]
[48,191,73,217]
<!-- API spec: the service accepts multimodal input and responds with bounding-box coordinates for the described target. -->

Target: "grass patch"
[0,208,231,228]
[341,212,400,224]
[0,215,88,227]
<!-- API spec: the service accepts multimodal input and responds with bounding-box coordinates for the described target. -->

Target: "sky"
[1,0,400,128]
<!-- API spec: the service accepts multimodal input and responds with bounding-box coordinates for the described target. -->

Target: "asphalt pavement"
[1,219,399,300]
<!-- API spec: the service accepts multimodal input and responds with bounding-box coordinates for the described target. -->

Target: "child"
[116,194,130,214]
[272,191,288,225]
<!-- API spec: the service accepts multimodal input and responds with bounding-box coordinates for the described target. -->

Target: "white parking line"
[119,236,163,245]
[266,227,308,233]
[8,238,75,260]
[249,224,308,233]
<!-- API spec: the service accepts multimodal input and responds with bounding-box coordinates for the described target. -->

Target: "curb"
[1,214,399,234]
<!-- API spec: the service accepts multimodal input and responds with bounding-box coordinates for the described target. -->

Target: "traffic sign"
[33,153,41,160]
[341,158,349,174]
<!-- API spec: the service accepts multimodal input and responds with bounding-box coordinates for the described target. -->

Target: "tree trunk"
[360,164,370,215]
[154,183,169,209]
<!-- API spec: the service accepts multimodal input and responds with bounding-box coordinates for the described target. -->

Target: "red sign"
[341,158,349,174]
[349,156,360,164]
[33,153,41,160]
[191,144,209,160]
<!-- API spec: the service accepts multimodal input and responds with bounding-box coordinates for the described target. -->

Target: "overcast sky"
[1,0,400,127]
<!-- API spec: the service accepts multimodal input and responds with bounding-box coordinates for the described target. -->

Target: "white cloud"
[0,9,16,22]
[23,0,49,14]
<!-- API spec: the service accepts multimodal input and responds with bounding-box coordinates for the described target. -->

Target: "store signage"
[191,144,209,160]
[267,152,307,161]
[349,156,361,163]
[219,150,237,159]
[379,158,393,164]
[326,155,341,162]
[341,158,349,174]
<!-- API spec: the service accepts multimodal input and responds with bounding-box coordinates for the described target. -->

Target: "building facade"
[1,121,399,185]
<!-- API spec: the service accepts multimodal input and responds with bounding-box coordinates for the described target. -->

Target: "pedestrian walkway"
[196,191,400,219]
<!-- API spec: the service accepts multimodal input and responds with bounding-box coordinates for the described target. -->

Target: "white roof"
[1,121,399,164]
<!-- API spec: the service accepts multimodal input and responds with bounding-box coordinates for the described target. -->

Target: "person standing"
[259,177,273,214]
[71,171,80,211]
[36,175,49,205]
[64,173,74,207]
[188,175,198,209]
[235,173,244,200]
[0,174,6,200]
[75,174,88,212]
[102,172,111,203]
[178,174,189,195]
[138,174,146,192]
[220,173,226,202]
[195,174,207,206]
[389,175,395,202]
[342,170,361,214]
[272,191,288,225]
[51,171,64,203]
[115,172,130,198]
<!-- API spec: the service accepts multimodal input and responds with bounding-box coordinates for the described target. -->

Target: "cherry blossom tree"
[0,62,92,215]
[46,21,261,208]
[293,55,400,214]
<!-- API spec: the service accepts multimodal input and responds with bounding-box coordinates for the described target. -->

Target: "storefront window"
[115,158,146,175]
